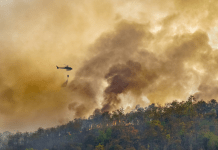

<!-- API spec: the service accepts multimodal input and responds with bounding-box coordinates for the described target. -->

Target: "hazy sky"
[1,0,218,132]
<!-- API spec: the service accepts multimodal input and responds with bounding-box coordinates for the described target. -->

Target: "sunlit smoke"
[1,0,218,132]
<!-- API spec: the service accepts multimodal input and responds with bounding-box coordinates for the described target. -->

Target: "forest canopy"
[1,96,218,150]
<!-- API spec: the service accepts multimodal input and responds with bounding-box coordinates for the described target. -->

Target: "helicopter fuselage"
[56,66,72,71]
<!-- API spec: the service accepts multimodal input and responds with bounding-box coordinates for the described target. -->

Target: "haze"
[0,0,218,132]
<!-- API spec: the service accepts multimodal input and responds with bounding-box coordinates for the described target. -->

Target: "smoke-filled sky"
[1,0,218,132]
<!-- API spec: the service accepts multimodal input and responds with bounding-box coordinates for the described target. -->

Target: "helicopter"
[56,65,73,71]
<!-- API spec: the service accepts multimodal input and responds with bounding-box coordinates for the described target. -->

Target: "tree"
[203,132,218,150]
[8,132,23,150]
[97,128,112,145]
[97,130,107,145]
[95,143,104,150]
[83,134,96,148]
[102,111,111,127]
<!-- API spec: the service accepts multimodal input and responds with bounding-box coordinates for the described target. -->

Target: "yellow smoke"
[0,0,218,132]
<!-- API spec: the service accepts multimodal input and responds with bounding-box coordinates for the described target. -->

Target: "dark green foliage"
[97,128,112,145]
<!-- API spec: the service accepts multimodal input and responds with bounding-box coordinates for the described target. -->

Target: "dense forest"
[1,96,218,150]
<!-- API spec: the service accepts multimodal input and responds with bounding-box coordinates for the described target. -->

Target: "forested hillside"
[2,96,218,150]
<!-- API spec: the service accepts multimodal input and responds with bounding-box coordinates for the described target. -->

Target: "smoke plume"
[1,0,218,132]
